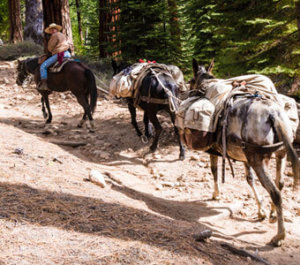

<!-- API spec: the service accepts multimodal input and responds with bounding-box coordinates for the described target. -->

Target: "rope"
[149,67,181,113]
[221,97,234,183]
[91,71,111,95]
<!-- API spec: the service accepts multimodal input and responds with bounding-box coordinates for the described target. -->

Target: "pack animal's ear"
[192,58,198,78]
[207,58,214,74]
[111,59,118,73]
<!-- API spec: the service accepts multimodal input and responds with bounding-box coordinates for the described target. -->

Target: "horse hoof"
[212,193,220,201]
[44,123,51,129]
[179,153,185,160]
[269,212,277,223]
[269,233,285,247]
[150,143,157,152]
[89,128,95,133]
[258,211,266,221]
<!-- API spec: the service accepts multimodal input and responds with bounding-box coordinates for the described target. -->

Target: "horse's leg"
[143,113,153,138]
[169,112,185,160]
[77,113,87,128]
[146,110,162,152]
[41,97,47,119]
[77,94,88,128]
[270,150,286,223]
[42,93,52,124]
[210,154,220,200]
[246,155,285,246]
[127,100,143,137]
[75,94,94,132]
[245,163,266,220]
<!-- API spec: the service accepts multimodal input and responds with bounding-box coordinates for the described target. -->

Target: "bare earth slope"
[0,60,299,265]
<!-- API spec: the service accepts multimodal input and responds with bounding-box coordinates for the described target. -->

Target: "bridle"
[17,59,34,86]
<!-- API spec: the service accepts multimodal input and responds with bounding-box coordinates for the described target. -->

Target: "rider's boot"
[38,79,48,91]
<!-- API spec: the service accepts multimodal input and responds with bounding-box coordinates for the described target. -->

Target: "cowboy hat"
[45,23,62,34]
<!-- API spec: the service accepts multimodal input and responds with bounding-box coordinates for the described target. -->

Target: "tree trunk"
[42,0,74,54]
[75,0,83,43]
[8,0,23,43]
[167,0,181,57]
[24,0,43,45]
[109,0,121,57]
[99,0,109,58]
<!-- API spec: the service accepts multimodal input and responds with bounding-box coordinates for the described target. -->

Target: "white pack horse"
[181,59,300,246]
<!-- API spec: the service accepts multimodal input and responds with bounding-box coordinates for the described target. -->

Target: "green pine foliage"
[0,1,9,41]
[0,0,299,92]
[69,0,99,56]
[183,0,300,86]
[113,0,173,64]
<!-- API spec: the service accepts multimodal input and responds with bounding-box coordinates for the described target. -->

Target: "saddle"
[38,54,73,74]
[49,58,73,73]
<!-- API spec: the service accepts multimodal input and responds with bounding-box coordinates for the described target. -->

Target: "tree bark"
[99,0,109,58]
[24,0,43,45]
[42,0,74,54]
[75,0,83,43]
[8,0,23,43]
[167,0,181,57]
[109,0,121,57]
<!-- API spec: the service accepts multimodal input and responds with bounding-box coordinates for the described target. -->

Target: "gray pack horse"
[16,57,98,131]
[181,58,300,246]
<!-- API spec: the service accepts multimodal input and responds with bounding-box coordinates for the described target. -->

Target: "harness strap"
[139,96,169,104]
[228,135,284,153]
[149,67,180,113]
[221,97,234,183]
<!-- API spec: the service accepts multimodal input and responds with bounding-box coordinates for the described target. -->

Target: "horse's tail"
[270,112,300,189]
[85,68,98,113]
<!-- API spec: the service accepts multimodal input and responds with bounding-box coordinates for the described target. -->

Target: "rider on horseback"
[38,23,71,90]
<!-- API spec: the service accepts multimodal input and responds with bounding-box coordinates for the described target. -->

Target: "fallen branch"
[50,140,87,147]
[97,85,110,95]
[104,171,123,185]
[221,243,270,265]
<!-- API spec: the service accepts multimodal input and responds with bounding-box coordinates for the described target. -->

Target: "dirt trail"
[0,60,299,265]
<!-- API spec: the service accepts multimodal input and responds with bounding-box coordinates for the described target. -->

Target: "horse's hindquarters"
[181,128,214,151]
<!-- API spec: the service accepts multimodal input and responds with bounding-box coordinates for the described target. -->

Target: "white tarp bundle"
[176,74,299,136]
[109,63,187,98]
[109,63,147,98]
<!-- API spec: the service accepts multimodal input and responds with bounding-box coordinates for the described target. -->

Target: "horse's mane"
[25,57,39,72]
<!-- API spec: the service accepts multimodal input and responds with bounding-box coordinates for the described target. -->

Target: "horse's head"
[16,59,28,86]
[16,57,39,86]
[189,58,214,91]
[111,59,131,76]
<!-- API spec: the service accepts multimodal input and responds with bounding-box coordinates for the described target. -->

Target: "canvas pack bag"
[176,96,215,132]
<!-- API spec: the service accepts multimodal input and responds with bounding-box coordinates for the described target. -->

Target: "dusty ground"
[0,60,299,265]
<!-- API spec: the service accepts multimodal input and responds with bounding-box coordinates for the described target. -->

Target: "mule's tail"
[271,113,300,189]
[85,68,98,113]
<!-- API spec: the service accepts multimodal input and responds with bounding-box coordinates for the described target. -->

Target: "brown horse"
[179,58,299,246]
[16,57,98,131]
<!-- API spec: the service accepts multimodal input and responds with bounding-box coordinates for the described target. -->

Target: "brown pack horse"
[16,57,98,131]
[181,59,300,246]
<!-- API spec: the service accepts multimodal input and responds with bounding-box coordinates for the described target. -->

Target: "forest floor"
[0,60,299,265]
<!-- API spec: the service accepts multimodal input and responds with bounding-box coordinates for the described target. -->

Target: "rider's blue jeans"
[40,50,71,80]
